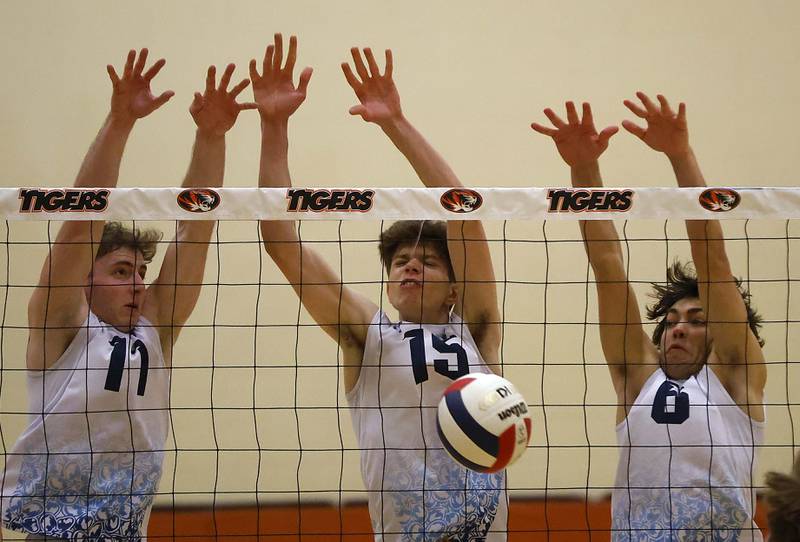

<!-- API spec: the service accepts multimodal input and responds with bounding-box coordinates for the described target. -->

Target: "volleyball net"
[0,186,798,540]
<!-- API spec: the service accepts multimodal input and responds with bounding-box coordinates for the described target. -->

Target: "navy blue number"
[650,380,690,424]
[406,329,429,384]
[131,339,149,396]
[104,336,149,396]
[104,336,127,392]
[404,329,470,384]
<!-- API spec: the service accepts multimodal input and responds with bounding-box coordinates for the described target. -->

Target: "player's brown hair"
[96,221,163,264]
[378,220,455,281]
[764,454,800,541]
[646,261,764,347]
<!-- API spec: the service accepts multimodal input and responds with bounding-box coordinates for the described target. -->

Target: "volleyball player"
[764,453,800,541]
[253,34,507,541]
[1,50,255,541]
[532,94,766,540]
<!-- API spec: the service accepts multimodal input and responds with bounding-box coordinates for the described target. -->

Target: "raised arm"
[532,102,657,403]
[28,49,173,369]
[146,64,255,348]
[253,34,376,388]
[341,47,500,359]
[623,92,766,402]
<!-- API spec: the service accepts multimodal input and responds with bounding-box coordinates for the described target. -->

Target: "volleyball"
[436,373,532,473]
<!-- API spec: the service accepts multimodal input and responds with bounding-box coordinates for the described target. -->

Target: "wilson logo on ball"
[177,189,221,213]
[436,373,532,473]
[440,189,483,213]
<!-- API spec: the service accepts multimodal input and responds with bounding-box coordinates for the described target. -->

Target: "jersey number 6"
[650,380,690,424]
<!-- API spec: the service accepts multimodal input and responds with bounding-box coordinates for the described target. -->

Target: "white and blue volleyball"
[436,373,532,473]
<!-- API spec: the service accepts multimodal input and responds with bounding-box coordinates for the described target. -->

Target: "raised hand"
[622,92,689,157]
[342,48,401,125]
[106,48,174,125]
[250,33,313,122]
[531,102,618,168]
[190,64,256,137]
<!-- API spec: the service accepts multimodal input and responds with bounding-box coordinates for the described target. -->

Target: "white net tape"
[3,186,800,221]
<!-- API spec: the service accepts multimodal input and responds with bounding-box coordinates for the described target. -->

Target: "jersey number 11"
[105,336,149,396]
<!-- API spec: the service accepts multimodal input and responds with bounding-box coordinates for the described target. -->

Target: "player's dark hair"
[96,221,162,264]
[646,261,764,347]
[764,454,800,542]
[378,220,455,281]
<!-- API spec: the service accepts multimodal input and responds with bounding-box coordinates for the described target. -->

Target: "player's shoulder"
[618,363,661,404]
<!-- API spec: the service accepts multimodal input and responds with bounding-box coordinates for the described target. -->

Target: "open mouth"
[400,279,421,287]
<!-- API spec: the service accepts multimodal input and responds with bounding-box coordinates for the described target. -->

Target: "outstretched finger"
[133,48,149,78]
[219,63,235,92]
[297,67,313,94]
[597,125,619,146]
[143,58,166,82]
[107,65,121,87]
[341,63,362,90]
[565,101,579,125]
[531,122,558,137]
[636,91,659,114]
[350,47,370,81]
[230,78,250,98]
[152,90,175,110]
[122,49,136,79]
[285,35,298,74]
[272,33,284,72]
[248,59,260,82]
[239,102,259,111]
[543,108,567,129]
[364,48,381,78]
[349,104,367,117]
[263,45,275,76]
[581,102,594,127]
[189,92,204,116]
[384,49,393,78]
[677,102,687,123]
[623,99,648,118]
[621,119,646,140]
[205,65,216,95]
[657,94,675,117]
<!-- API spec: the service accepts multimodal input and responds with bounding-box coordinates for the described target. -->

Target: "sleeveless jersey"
[2,311,170,542]
[347,311,507,542]
[612,366,764,541]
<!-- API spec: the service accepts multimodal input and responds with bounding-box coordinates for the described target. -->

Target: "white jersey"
[347,311,507,542]
[2,311,170,542]
[612,366,764,541]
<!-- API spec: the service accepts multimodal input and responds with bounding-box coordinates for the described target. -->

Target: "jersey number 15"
[404,328,470,384]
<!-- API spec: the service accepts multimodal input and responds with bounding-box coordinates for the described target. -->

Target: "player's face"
[386,243,456,324]
[86,246,148,332]
[659,297,711,379]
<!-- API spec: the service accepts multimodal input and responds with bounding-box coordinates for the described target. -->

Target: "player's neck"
[398,307,450,325]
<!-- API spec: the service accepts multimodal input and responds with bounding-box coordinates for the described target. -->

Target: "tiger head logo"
[440,188,483,213]
[177,189,221,213]
[698,188,740,212]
